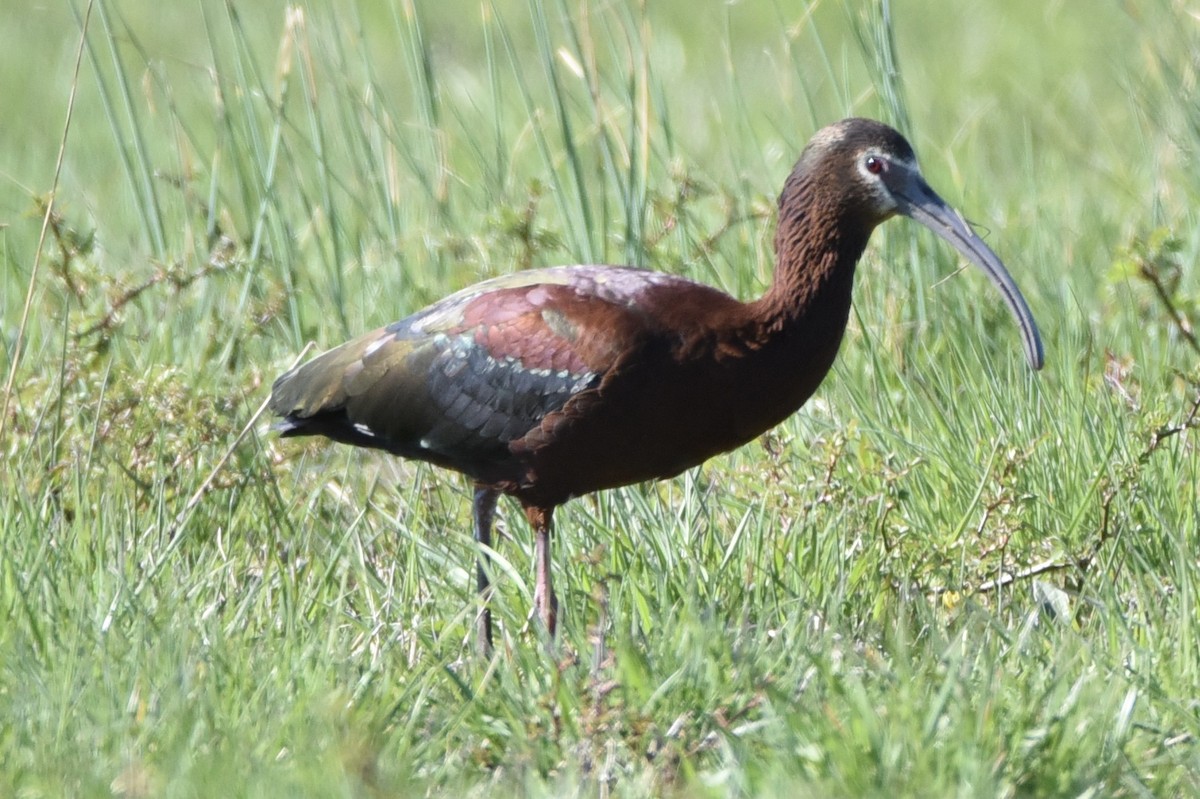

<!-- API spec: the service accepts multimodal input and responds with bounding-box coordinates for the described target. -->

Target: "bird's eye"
[864,155,885,175]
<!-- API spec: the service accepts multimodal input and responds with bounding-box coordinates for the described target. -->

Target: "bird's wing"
[269,265,693,469]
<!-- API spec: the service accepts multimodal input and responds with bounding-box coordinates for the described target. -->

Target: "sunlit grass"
[3,0,1200,795]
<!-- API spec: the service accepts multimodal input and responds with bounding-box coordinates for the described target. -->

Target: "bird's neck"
[746,200,871,342]
[664,204,871,448]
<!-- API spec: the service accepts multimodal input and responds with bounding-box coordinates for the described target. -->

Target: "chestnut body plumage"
[270,118,1044,650]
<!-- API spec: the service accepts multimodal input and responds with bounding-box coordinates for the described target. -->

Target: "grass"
[3,0,1200,795]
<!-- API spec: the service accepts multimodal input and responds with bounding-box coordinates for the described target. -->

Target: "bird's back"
[270,265,759,497]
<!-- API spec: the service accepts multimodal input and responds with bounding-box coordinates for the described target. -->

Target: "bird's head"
[791,117,1044,370]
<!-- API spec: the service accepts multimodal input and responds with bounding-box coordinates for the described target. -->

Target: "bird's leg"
[524,504,558,636]
[472,486,499,655]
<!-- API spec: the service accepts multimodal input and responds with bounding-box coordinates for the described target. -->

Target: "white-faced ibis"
[270,118,1043,651]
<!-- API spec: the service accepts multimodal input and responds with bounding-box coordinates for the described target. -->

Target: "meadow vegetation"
[2,0,1199,795]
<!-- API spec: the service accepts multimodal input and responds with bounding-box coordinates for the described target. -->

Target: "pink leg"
[524,504,558,636]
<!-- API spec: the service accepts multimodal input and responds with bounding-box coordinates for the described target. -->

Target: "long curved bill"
[887,166,1044,371]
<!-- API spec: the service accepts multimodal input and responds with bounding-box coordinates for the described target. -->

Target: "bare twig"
[0,0,95,447]
[971,558,1079,594]
[1141,389,1200,464]
[935,384,1200,600]
[1139,259,1200,359]
[99,344,311,633]
[74,254,234,341]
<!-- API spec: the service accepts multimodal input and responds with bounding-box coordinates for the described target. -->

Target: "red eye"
[865,155,885,175]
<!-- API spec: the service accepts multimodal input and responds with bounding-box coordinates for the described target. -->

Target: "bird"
[269,117,1044,652]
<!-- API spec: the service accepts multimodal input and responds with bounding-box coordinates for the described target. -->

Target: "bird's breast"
[510,319,845,505]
